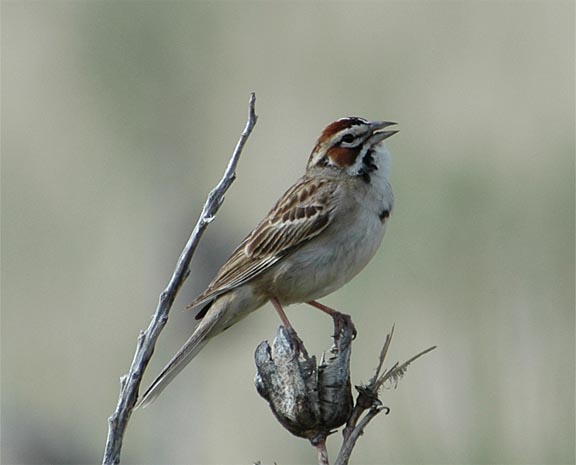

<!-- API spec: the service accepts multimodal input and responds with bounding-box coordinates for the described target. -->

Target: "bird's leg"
[307,300,357,338]
[271,297,294,330]
[271,297,309,359]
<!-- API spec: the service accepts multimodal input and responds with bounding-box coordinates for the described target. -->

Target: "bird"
[137,116,398,408]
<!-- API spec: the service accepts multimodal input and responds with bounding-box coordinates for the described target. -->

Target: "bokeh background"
[2,1,574,464]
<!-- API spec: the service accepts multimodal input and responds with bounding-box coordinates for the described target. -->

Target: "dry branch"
[102,94,258,465]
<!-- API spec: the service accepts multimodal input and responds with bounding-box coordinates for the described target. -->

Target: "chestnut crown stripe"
[319,117,369,140]
[309,116,372,168]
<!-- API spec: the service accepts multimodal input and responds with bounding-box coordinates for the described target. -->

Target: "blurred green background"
[2,1,574,464]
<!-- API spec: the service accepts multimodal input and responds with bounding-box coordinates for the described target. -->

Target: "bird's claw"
[332,311,357,340]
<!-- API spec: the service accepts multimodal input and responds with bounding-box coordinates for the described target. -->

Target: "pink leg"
[307,300,357,338]
[307,300,341,316]
[271,297,294,330]
[271,297,309,358]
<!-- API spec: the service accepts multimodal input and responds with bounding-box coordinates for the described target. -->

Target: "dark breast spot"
[379,209,390,222]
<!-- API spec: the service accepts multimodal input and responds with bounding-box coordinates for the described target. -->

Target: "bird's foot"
[307,300,357,339]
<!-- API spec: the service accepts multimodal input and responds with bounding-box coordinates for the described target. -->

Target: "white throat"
[372,142,392,182]
[350,140,392,187]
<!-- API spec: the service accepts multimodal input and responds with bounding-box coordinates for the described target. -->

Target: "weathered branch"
[102,94,258,465]
[333,336,436,465]
[255,318,436,465]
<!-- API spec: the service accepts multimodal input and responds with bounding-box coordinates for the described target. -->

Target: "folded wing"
[188,176,339,311]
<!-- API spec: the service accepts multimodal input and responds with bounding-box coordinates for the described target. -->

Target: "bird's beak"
[369,121,398,142]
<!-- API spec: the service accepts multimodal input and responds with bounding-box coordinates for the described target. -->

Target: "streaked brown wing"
[187,176,338,309]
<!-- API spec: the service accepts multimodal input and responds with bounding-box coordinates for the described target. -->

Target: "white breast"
[270,141,394,304]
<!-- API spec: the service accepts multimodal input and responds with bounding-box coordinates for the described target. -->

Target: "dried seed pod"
[255,316,354,440]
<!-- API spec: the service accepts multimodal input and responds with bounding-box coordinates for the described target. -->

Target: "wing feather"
[188,176,337,310]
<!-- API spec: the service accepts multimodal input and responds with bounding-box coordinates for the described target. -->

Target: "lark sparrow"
[138,117,398,407]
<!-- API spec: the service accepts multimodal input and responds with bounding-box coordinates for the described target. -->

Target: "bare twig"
[334,403,384,465]
[334,329,436,465]
[102,94,258,465]
[313,435,330,465]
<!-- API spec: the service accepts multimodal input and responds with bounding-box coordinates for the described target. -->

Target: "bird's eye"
[341,134,355,144]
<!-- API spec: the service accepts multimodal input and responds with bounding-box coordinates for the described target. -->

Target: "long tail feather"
[136,301,224,408]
